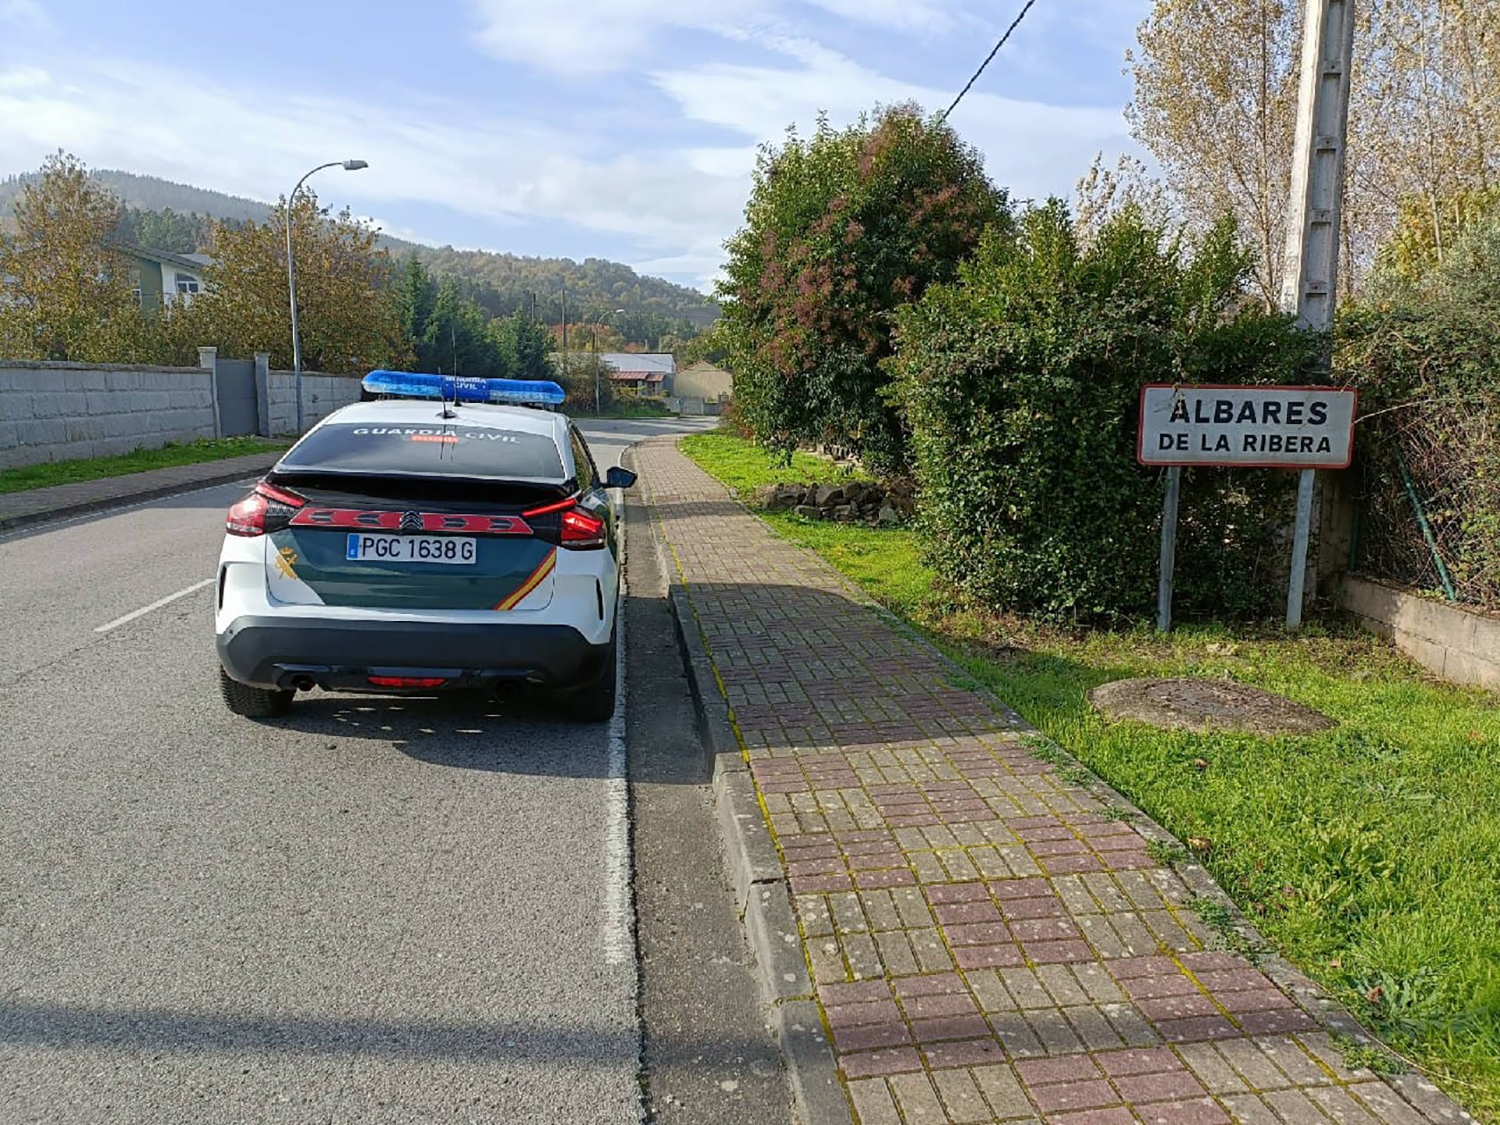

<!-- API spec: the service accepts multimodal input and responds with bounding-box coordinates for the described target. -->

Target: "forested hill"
[0,168,719,326]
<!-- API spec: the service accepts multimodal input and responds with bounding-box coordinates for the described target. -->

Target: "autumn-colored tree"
[1073,153,1175,244]
[0,151,146,361]
[194,193,405,374]
[1351,0,1500,270]
[719,104,1010,472]
[1126,0,1301,308]
[1127,0,1500,302]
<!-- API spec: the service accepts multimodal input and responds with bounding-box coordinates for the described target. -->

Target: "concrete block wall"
[265,371,362,435]
[0,361,216,470]
[1344,576,1500,690]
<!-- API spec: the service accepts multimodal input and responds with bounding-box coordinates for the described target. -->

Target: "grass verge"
[682,430,1500,1120]
[0,437,286,495]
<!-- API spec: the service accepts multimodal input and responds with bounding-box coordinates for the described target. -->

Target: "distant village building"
[114,244,212,309]
[599,352,675,396]
[669,361,733,416]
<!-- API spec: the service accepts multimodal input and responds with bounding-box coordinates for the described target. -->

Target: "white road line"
[94,578,215,634]
[602,486,635,969]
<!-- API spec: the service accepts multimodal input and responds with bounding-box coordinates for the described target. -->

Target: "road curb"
[0,457,280,533]
[631,447,851,1125]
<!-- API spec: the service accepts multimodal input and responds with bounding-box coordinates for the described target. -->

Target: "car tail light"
[560,508,606,550]
[368,676,447,689]
[226,481,306,537]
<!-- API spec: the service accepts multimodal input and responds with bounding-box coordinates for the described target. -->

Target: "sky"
[0,0,1148,291]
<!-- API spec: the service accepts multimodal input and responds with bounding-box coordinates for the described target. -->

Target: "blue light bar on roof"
[362,370,566,407]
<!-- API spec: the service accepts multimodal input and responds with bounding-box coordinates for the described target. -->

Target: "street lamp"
[592,308,625,415]
[286,158,368,433]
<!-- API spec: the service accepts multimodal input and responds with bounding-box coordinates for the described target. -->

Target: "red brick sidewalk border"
[632,437,1474,1125]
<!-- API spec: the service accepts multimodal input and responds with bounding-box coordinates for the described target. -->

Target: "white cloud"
[467,0,769,74]
[0,66,49,91]
[0,54,747,285]
[0,0,48,30]
[467,0,967,74]
[651,41,1135,206]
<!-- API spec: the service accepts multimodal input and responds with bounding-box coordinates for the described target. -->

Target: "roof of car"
[314,398,571,442]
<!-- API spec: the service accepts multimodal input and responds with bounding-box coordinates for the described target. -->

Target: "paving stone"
[847,1077,902,1125]
[890,1071,951,1122]
[841,1046,926,1080]
[1264,1087,1337,1124]
[639,442,1465,1125]
[933,1068,995,1125]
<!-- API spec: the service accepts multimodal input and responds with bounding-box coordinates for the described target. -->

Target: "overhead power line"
[940,0,1040,121]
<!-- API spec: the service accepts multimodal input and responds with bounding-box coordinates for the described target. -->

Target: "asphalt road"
[0,415,784,1124]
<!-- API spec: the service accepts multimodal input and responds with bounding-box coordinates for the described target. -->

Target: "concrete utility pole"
[1280,0,1356,627]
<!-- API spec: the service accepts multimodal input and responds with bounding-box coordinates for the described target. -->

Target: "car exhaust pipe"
[291,675,316,692]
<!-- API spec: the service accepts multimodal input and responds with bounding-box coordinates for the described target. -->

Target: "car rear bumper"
[217,614,609,692]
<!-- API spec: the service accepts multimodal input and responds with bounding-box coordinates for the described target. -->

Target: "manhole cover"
[1087,677,1336,736]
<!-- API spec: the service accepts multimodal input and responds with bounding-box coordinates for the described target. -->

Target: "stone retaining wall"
[0,357,361,470]
[1343,575,1500,690]
[0,360,216,470]
[265,370,361,435]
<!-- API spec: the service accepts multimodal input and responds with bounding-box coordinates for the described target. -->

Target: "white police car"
[214,371,633,721]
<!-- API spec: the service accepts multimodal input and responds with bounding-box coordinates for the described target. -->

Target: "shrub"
[1340,206,1500,607]
[717,105,1010,474]
[892,203,1321,624]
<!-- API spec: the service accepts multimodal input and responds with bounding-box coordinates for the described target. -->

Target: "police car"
[214,371,633,722]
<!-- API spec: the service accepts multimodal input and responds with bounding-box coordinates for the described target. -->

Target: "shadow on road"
[0,998,763,1068]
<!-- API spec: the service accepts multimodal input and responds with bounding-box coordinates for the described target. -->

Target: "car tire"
[219,667,294,718]
[563,638,617,723]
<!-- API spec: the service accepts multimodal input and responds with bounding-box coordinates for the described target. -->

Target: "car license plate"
[345,533,477,565]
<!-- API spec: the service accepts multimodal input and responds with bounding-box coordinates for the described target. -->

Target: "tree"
[194,193,405,374]
[718,104,1010,472]
[0,152,145,361]
[422,277,505,376]
[1126,0,1301,308]
[1074,153,1175,245]
[1127,0,1500,302]
[490,309,553,380]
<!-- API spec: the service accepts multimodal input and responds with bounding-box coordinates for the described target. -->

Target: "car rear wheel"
[219,667,294,718]
[561,638,617,723]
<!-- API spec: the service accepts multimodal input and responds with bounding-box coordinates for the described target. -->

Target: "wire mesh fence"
[1353,393,1500,610]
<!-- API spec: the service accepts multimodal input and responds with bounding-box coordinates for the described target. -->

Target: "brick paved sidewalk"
[0,451,280,531]
[637,438,1470,1125]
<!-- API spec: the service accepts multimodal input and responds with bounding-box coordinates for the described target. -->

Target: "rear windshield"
[278,423,565,482]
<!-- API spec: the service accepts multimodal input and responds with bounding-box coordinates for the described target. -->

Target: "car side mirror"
[605,466,637,489]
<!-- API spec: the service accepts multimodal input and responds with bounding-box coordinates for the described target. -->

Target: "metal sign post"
[1157,466,1181,632]
[1140,384,1358,631]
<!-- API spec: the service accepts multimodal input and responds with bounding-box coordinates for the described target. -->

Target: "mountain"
[0,169,719,328]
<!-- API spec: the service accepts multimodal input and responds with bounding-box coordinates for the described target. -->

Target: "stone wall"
[0,360,216,470]
[265,370,362,435]
[1343,576,1500,690]
[0,356,362,470]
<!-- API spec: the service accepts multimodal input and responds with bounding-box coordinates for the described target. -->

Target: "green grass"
[682,431,1500,1120]
[680,429,871,495]
[0,437,286,495]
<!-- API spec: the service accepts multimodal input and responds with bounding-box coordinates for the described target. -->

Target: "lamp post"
[592,308,625,415]
[286,158,367,434]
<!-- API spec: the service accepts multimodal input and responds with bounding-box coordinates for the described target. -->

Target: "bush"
[892,203,1321,624]
[718,105,1010,474]
[1340,206,1500,607]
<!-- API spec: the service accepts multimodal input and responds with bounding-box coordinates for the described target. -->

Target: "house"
[672,361,732,402]
[598,352,675,396]
[115,244,212,309]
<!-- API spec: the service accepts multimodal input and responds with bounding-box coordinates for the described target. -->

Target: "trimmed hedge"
[892,204,1322,624]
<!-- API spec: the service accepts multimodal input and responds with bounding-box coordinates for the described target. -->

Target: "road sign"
[1138,384,1357,469]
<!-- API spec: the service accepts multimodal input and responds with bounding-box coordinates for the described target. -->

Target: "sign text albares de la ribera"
[1138,384,1358,469]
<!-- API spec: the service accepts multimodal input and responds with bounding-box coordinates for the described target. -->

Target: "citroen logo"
[399,511,424,533]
